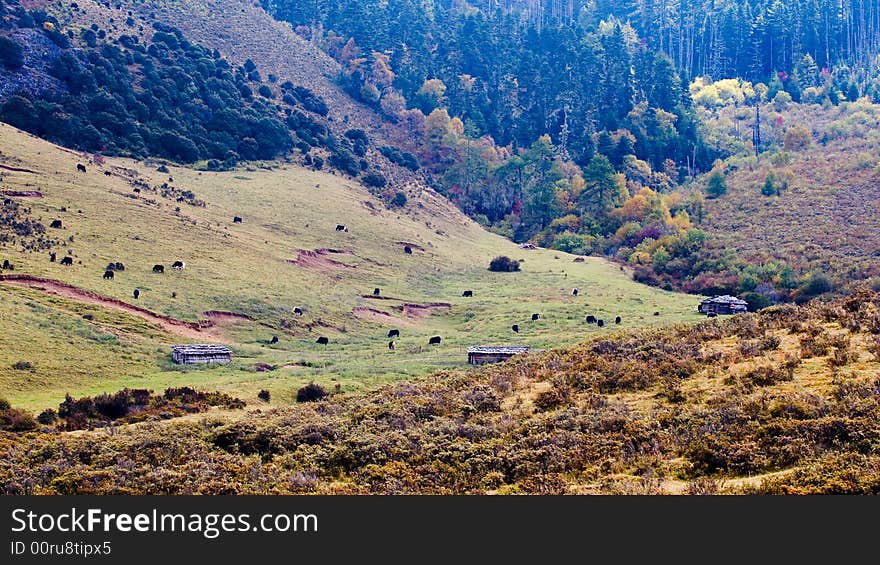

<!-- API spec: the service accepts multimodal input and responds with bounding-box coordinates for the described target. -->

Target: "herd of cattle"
[54,162,630,354]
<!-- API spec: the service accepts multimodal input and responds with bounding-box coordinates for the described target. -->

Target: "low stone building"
[467,346,531,365]
[698,295,748,315]
[171,344,232,365]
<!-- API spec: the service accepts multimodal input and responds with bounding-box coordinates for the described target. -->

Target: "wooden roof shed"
[172,344,232,365]
[698,295,748,315]
[467,346,531,365]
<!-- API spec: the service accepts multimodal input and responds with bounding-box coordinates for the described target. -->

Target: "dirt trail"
[352,306,414,327]
[0,274,226,341]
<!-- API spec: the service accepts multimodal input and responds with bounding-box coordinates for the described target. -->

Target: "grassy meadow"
[0,123,701,411]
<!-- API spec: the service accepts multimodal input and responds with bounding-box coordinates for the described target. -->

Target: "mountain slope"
[55,0,419,183]
[0,123,699,410]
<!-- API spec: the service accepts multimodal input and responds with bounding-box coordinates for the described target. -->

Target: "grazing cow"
[270,335,278,344]
[572,288,579,296]
[133,289,139,300]
[104,171,112,176]
[373,288,380,296]
[60,256,73,266]
[586,315,596,324]
[615,316,621,324]
[404,246,413,254]
[511,324,519,333]
[316,336,329,345]
[531,313,540,321]
[103,270,114,280]
[49,252,56,263]
[573,257,585,263]
[50,219,62,229]
[293,307,304,316]
[462,290,473,297]
[388,329,400,338]
[707,312,718,318]
[133,188,141,193]
[152,264,164,273]
[388,341,395,350]
[597,319,605,327]
[76,163,87,173]
[653,311,660,316]
[335,224,346,231]
[114,262,124,271]
[172,260,185,270]
[233,216,242,223]
[82,314,94,321]
[428,336,441,345]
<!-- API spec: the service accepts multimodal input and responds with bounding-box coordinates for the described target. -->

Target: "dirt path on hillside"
[0,274,226,341]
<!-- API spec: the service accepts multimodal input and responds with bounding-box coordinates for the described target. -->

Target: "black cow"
[462,290,473,297]
[103,270,114,280]
[133,188,141,193]
[49,252,56,263]
[1,259,11,270]
[76,163,87,173]
[316,336,329,345]
[152,264,164,273]
[115,262,124,271]
[653,311,660,316]
[388,341,395,350]
[388,329,400,338]
[531,313,540,321]
[270,335,279,344]
[586,315,596,324]
[615,316,622,324]
[572,288,579,296]
[335,224,346,231]
[597,319,605,327]
[707,312,718,318]
[172,261,185,270]
[404,246,413,254]
[50,220,62,229]
[373,288,380,296]
[428,336,441,345]
[104,170,112,176]
[60,256,73,266]
[82,314,94,321]
[233,216,242,223]
[512,324,519,333]
[133,289,140,299]
[293,307,304,316]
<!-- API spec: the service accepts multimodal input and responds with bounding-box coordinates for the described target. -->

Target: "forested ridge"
[260,0,880,305]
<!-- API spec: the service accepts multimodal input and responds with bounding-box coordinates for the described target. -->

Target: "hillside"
[689,94,880,298]
[3,287,879,494]
[55,0,420,182]
[0,123,698,411]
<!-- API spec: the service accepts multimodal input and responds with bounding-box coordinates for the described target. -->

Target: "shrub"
[11,361,33,370]
[361,173,387,188]
[296,383,327,403]
[389,191,407,207]
[0,36,24,69]
[258,389,271,402]
[488,256,520,272]
[705,168,728,198]
[36,409,58,425]
[257,84,274,98]
[0,398,38,432]
[783,125,812,151]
